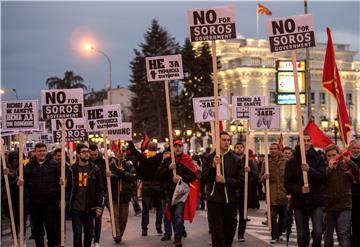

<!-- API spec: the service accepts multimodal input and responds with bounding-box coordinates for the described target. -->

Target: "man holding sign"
[201,131,243,247]
[284,133,326,247]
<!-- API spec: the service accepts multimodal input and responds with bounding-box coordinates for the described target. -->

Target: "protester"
[282,147,294,236]
[284,133,326,247]
[261,143,287,244]
[233,143,259,242]
[128,141,164,236]
[349,139,360,247]
[157,140,197,247]
[66,144,104,247]
[89,144,107,247]
[22,143,61,247]
[202,131,243,247]
[323,144,359,247]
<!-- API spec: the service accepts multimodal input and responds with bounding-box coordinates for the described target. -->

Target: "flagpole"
[256,8,259,36]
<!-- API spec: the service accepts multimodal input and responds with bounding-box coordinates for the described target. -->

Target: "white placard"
[1,100,39,131]
[249,106,280,130]
[41,89,84,120]
[193,96,228,123]
[145,54,184,82]
[51,118,87,142]
[187,5,236,42]
[85,104,122,132]
[40,133,53,144]
[232,96,265,120]
[266,14,316,52]
[107,122,132,141]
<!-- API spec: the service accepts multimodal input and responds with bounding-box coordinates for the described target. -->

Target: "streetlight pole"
[12,89,19,100]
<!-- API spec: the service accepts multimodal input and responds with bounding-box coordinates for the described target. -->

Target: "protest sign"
[193,96,228,123]
[107,122,132,141]
[85,104,122,132]
[1,100,39,131]
[232,96,265,120]
[249,106,280,130]
[145,54,184,82]
[51,118,87,142]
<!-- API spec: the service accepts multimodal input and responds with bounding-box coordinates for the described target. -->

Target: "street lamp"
[321,117,339,144]
[230,121,244,143]
[12,89,19,100]
[84,43,113,104]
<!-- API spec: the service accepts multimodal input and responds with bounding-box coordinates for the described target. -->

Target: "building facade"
[214,34,360,153]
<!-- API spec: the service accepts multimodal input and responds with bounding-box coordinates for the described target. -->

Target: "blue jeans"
[71,210,95,247]
[162,198,173,237]
[141,191,163,230]
[294,207,323,247]
[324,210,351,247]
[171,202,185,238]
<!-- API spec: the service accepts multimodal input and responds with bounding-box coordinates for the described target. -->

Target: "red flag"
[183,179,199,223]
[140,133,150,152]
[304,120,334,149]
[219,121,224,132]
[278,133,284,151]
[257,3,272,16]
[322,27,351,145]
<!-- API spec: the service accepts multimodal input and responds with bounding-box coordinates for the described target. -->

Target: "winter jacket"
[90,156,107,196]
[284,146,326,210]
[324,159,359,211]
[66,161,104,212]
[351,155,360,197]
[109,158,137,203]
[128,141,163,182]
[156,152,197,197]
[24,158,61,204]
[201,150,243,204]
[261,155,288,206]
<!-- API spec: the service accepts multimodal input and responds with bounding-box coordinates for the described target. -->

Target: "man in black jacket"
[202,131,243,247]
[22,143,61,247]
[66,144,104,247]
[156,140,197,247]
[284,133,326,247]
[128,141,163,236]
[323,144,359,247]
[349,139,360,247]
[89,144,107,247]
[233,143,259,242]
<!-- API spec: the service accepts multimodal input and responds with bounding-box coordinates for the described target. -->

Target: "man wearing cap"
[128,141,163,236]
[202,131,243,247]
[157,140,197,247]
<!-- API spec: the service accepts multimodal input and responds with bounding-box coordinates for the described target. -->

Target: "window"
[319,92,326,104]
[310,92,315,105]
[346,93,353,105]
[270,91,277,104]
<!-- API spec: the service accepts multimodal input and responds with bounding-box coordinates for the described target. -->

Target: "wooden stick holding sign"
[164,80,177,177]
[18,132,24,247]
[0,139,18,246]
[211,40,221,175]
[243,123,250,220]
[210,121,216,152]
[264,130,272,231]
[102,132,116,238]
[60,119,66,247]
[291,51,309,187]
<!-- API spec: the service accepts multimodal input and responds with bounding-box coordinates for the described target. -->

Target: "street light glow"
[0,89,4,94]
[84,43,93,51]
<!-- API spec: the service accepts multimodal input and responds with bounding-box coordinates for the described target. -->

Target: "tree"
[177,40,214,135]
[129,19,180,140]
[46,71,88,90]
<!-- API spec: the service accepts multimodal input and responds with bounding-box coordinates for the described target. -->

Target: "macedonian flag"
[257,3,272,16]
[322,27,351,145]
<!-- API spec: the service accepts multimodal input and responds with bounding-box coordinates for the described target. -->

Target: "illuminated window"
[319,93,326,104]
[346,93,353,105]
[310,92,315,105]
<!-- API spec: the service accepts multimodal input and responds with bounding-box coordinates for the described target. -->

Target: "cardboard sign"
[266,14,316,52]
[188,6,236,42]
[107,122,132,141]
[145,54,184,82]
[41,89,84,120]
[232,96,265,120]
[249,106,280,130]
[40,133,53,144]
[1,100,39,131]
[193,96,228,123]
[51,118,87,142]
[85,104,122,132]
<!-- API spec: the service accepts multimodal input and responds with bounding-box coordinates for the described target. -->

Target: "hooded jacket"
[201,150,243,204]
[284,146,326,210]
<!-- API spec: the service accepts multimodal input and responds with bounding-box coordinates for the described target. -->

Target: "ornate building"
[214,34,360,153]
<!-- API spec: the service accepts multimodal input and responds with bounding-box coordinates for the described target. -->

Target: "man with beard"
[157,140,197,247]
[66,144,104,247]
[284,132,326,247]
[202,132,243,247]
[233,143,259,242]
[349,139,360,247]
